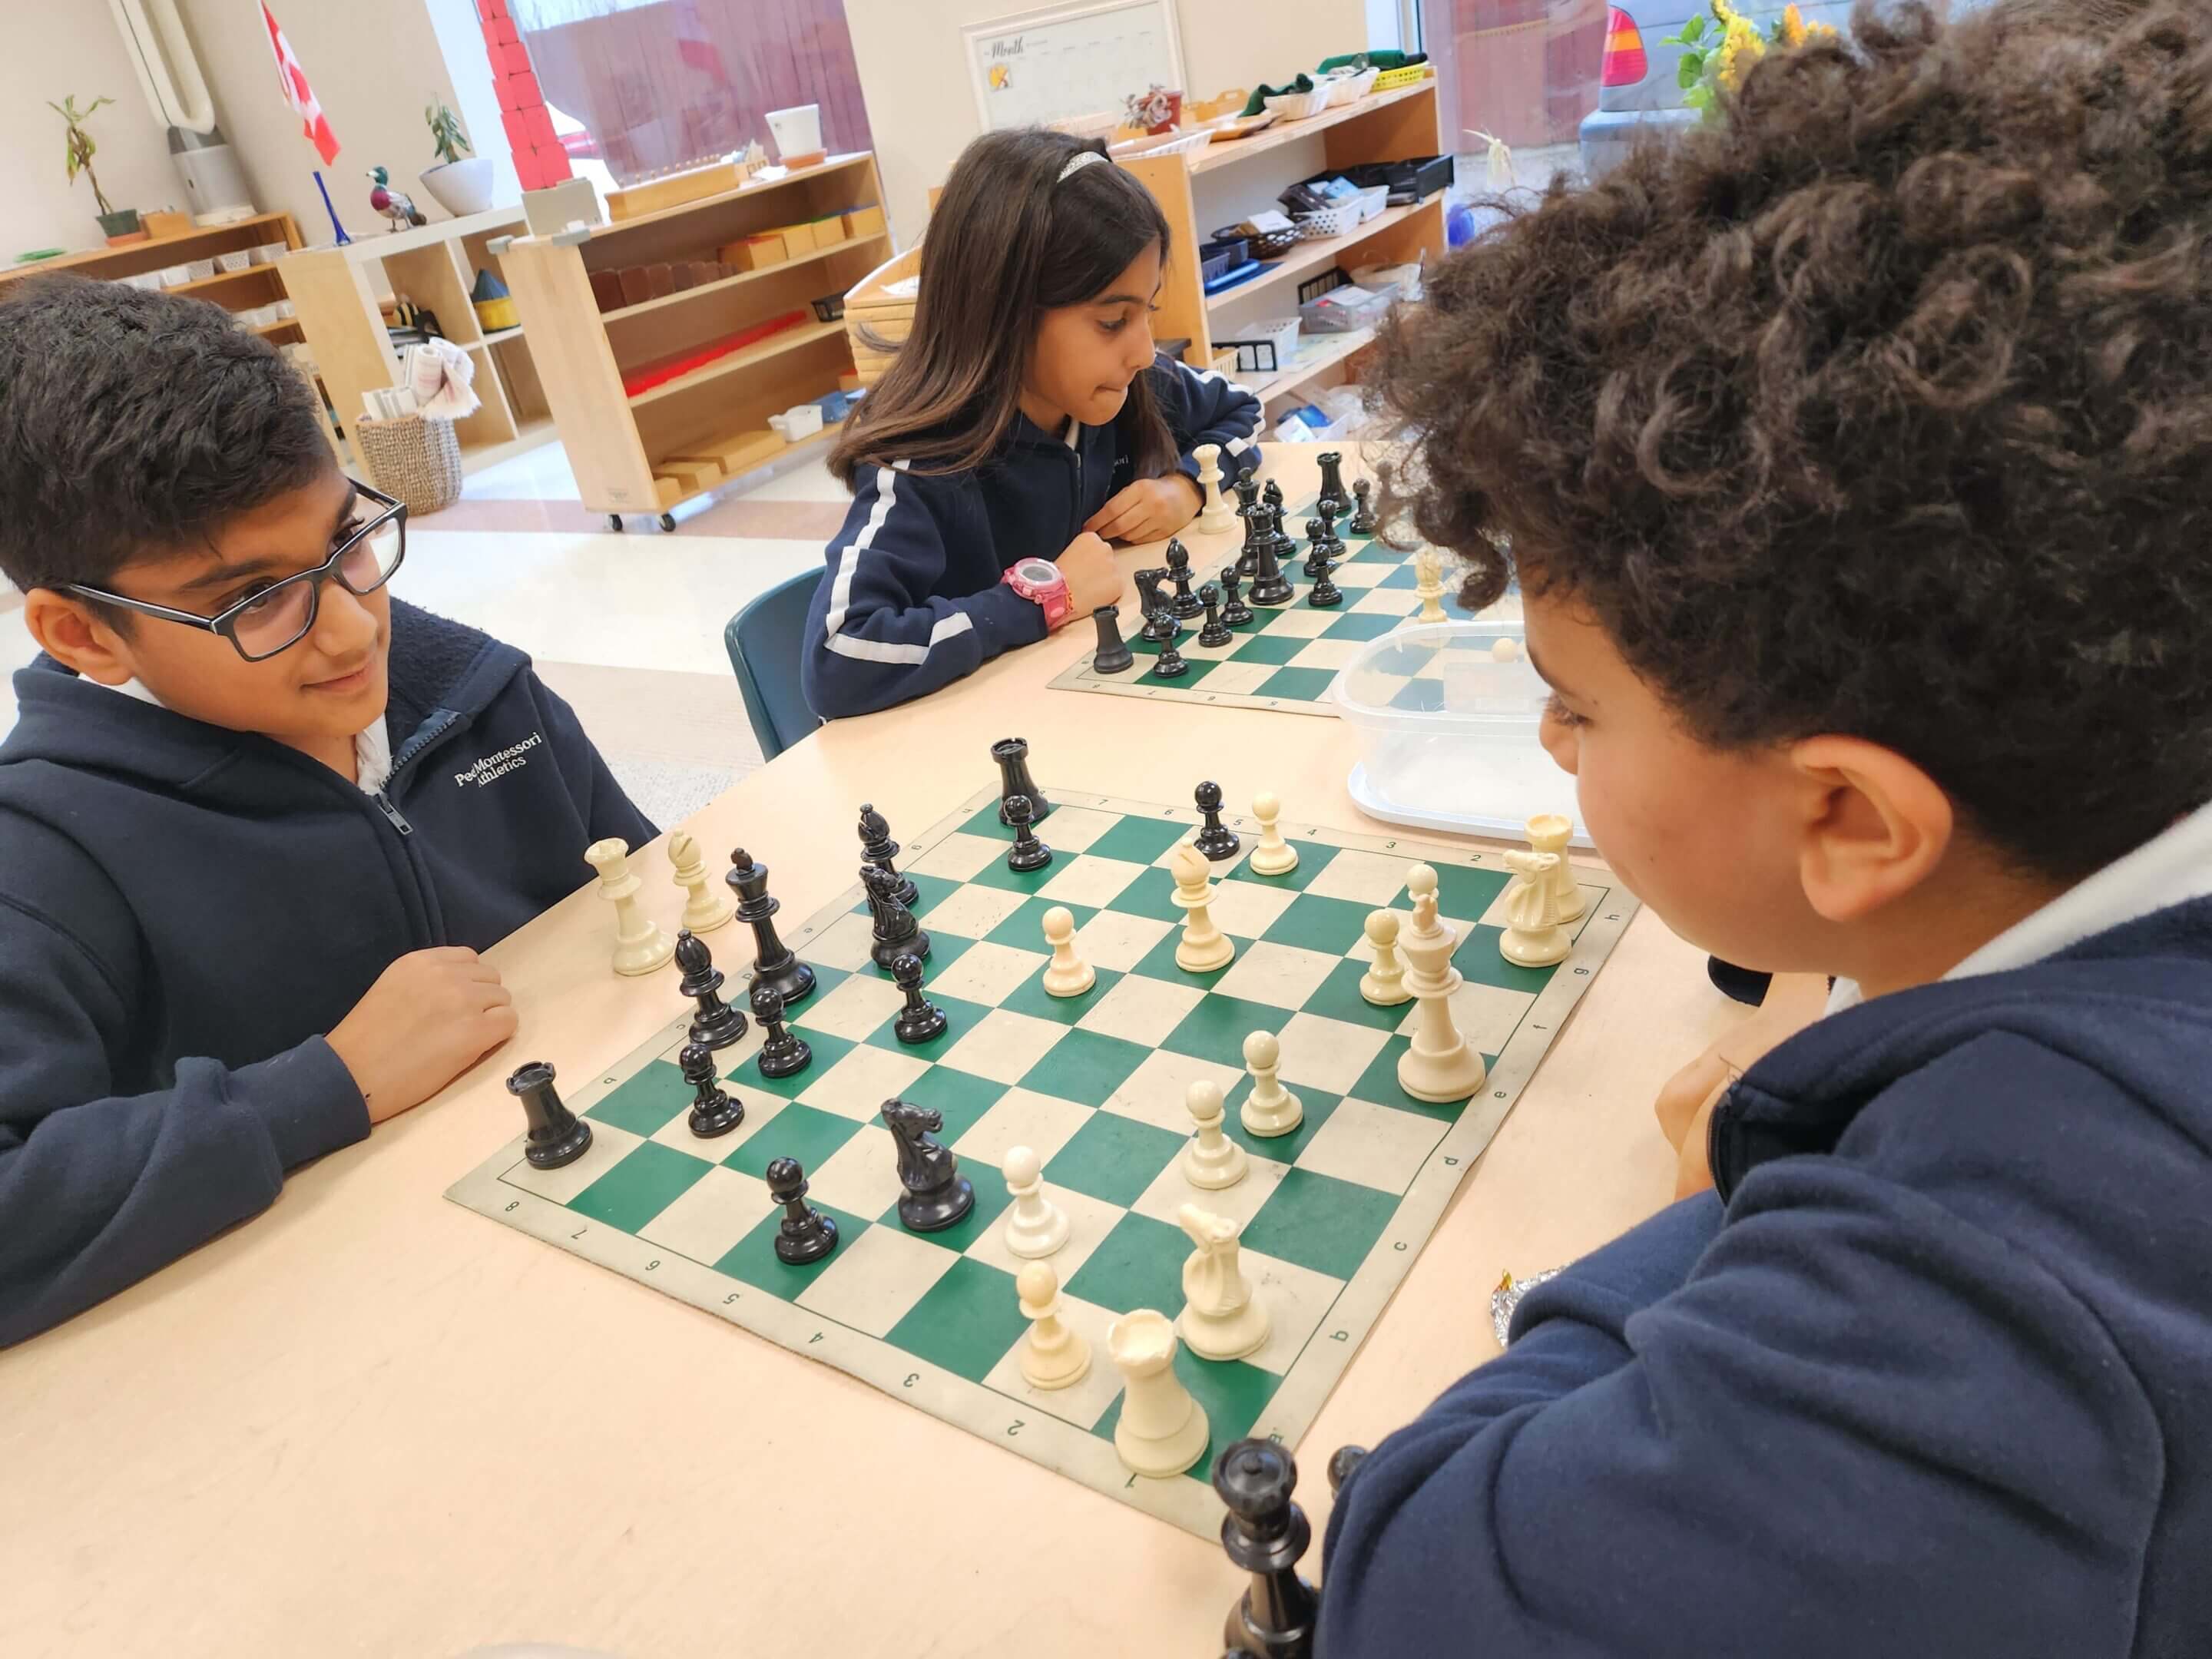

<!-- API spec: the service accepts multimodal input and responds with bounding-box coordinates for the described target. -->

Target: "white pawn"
[1396,864,1487,1102]
[1499,849,1572,967]
[585,838,674,976]
[1415,548,1449,624]
[1194,443,1237,535]
[667,830,735,934]
[1524,812,1587,922]
[1247,791,1299,876]
[1108,1308,1210,1479]
[1490,636,1522,664]
[1171,843,1235,972]
[1240,1030,1303,1137]
[1002,1145,1069,1258]
[1182,1078,1248,1190]
[1359,910,1411,1006]
[1175,1203,1270,1362]
[1040,904,1094,997]
[1016,1260,1090,1391]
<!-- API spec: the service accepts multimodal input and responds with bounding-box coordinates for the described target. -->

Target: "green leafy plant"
[1666,2,1835,117]
[49,94,117,217]
[426,101,472,167]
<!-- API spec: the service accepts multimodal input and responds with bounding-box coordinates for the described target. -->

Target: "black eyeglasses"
[68,481,408,663]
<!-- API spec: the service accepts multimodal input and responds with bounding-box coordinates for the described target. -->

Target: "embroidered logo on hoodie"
[454,732,543,789]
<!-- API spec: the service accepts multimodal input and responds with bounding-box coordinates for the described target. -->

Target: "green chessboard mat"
[447,787,1638,1537]
[1050,495,1522,716]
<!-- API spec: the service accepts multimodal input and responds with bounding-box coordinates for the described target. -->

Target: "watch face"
[1015,558,1064,588]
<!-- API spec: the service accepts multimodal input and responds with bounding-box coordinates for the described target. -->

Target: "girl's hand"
[1084,474,1203,545]
[1055,531,1124,620]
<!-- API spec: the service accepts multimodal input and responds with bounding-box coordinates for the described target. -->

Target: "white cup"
[765,104,823,162]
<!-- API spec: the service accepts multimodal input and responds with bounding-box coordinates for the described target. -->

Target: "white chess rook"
[1524,813,1587,922]
[1175,1204,1270,1362]
[586,839,675,977]
[1194,443,1237,535]
[1396,863,1487,1102]
[1247,791,1299,876]
[1171,843,1236,972]
[1016,1260,1090,1390]
[668,830,735,933]
[1040,904,1095,997]
[1359,909,1411,1006]
[1240,1029,1303,1137]
[1182,1078,1249,1189]
[1108,1309,1210,1478]
[1499,849,1572,968]
[1002,1145,1070,1258]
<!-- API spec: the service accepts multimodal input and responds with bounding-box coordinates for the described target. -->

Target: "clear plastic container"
[1328,618,1590,845]
[1300,283,1394,334]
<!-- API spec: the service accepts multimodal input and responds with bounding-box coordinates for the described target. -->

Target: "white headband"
[1058,151,1108,184]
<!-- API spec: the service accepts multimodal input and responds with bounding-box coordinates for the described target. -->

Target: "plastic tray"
[1323,66,1380,105]
[1264,88,1333,121]
[1328,618,1590,845]
[1300,282,1394,333]
[1370,63,1432,93]
[1202,260,1264,295]
[1294,201,1363,240]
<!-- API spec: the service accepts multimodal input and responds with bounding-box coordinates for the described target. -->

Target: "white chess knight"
[1170,843,1236,972]
[1247,792,1299,876]
[1108,1308,1210,1478]
[1359,909,1411,1006]
[667,830,734,933]
[1001,1144,1070,1258]
[1194,443,1238,535]
[1414,548,1449,624]
[1182,1078,1249,1189]
[1396,863,1487,1102]
[1016,1260,1090,1390]
[1523,813,1587,922]
[585,838,674,976]
[1499,850,1572,967]
[1176,1203,1270,1362]
[1040,904,1094,997]
[1240,1029,1303,1137]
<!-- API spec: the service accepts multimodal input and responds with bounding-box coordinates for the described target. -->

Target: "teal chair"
[725,571,823,762]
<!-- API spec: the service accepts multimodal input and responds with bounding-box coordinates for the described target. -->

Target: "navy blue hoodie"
[0,599,654,1347]
[800,354,1261,719]
[1321,895,2212,1657]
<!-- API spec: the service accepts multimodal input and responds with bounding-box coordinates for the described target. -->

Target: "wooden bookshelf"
[498,153,884,528]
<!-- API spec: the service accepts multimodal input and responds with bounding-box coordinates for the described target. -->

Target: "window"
[1419,0,1608,186]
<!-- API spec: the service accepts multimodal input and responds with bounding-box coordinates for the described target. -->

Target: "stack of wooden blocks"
[476,0,572,194]
[720,205,886,273]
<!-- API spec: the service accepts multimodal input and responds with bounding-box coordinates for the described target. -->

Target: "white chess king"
[1395,864,1486,1102]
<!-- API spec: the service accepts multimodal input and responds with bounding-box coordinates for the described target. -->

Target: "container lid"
[1326,618,1545,732]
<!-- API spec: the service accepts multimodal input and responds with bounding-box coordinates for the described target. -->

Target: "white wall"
[843,0,1374,244]
[0,8,197,257]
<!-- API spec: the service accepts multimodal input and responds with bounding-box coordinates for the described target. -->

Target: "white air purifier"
[169,126,256,224]
[110,0,259,223]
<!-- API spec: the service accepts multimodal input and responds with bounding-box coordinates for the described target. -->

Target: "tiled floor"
[0,439,846,828]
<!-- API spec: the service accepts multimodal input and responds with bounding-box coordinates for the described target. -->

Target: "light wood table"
[0,452,1741,1658]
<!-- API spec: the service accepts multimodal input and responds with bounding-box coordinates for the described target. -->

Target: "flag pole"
[313,171,351,246]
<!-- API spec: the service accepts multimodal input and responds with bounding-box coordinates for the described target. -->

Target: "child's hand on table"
[1655,972,1830,1197]
[1084,474,1203,545]
[329,946,519,1122]
[1055,531,1124,621]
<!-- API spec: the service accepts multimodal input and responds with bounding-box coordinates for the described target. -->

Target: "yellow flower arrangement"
[1667,0,1838,115]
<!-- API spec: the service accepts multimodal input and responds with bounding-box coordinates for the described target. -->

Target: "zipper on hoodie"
[372,790,413,836]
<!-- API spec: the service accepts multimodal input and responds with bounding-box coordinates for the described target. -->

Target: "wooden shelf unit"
[498,153,885,522]
[1124,81,1445,413]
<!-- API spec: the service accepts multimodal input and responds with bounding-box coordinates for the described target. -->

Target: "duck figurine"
[367,166,426,231]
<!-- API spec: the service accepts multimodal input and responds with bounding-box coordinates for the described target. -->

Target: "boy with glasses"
[0,277,655,1346]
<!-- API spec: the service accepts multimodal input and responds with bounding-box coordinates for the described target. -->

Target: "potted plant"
[418,101,494,217]
[50,95,143,244]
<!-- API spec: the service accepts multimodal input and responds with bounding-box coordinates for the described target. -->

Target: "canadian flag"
[262,3,339,166]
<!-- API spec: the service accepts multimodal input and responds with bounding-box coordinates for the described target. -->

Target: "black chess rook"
[508,1061,591,1169]
[1314,450,1349,519]
[726,846,816,1009]
[992,736,1054,823]
[767,1157,839,1264]
[675,929,749,1049]
[680,1040,745,1138]
[1090,603,1134,674]
[1215,1439,1320,1659]
[857,803,921,908]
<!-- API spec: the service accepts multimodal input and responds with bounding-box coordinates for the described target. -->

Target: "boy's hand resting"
[1054,531,1124,620]
[1654,972,1830,1197]
[1083,474,1202,545]
[328,947,518,1122]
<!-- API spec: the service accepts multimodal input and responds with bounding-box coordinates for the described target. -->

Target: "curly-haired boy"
[1321,2,2212,1652]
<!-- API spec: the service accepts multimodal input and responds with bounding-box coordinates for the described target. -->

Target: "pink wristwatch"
[1002,556,1074,631]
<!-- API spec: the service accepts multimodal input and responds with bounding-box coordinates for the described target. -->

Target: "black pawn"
[1302,519,1333,580]
[862,862,930,970]
[1151,634,1191,678]
[1219,566,1254,627]
[1326,1444,1369,1495]
[508,1061,591,1169]
[726,847,816,1010]
[1348,477,1377,535]
[1306,561,1343,608]
[890,950,948,1044]
[675,929,748,1050]
[680,1040,744,1138]
[992,736,1054,824]
[1165,540,1203,617]
[1004,793,1054,873]
[750,982,812,1079]
[1194,780,1240,860]
[1196,583,1233,647]
[857,803,919,908]
[1315,449,1349,518]
[767,1157,838,1264]
[882,1098,975,1232]
[1249,532,1293,607]
[1314,502,1345,561]
[1090,603,1134,674]
[1214,1439,1319,1659]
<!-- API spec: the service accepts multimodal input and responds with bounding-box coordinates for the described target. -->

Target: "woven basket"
[354,412,462,516]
